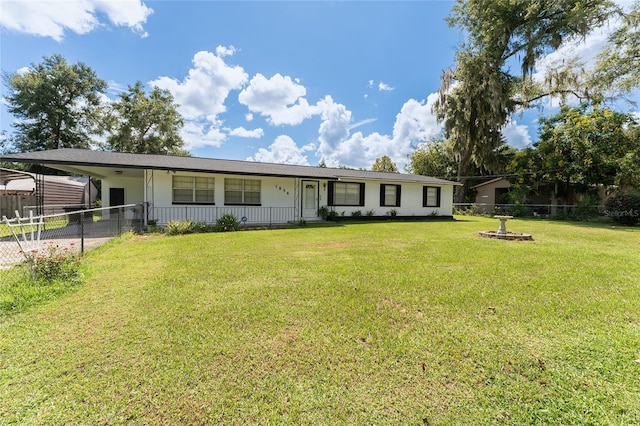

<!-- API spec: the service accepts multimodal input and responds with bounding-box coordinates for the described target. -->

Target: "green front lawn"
[1,217,639,424]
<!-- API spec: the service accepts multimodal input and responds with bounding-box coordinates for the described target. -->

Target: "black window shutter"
[422,186,428,207]
[436,187,441,207]
[327,181,335,206]
[359,182,365,206]
[379,184,385,206]
[396,185,401,207]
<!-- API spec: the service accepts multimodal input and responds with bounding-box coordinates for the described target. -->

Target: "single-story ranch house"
[1,149,460,226]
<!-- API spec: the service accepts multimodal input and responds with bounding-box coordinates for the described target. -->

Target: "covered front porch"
[140,170,323,226]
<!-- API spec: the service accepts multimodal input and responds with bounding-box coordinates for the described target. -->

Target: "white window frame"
[172,176,215,204]
[224,178,261,205]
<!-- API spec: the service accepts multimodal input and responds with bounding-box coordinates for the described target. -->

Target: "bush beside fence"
[1,204,143,285]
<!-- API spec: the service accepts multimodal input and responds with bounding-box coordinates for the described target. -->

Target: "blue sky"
[1,0,637,170]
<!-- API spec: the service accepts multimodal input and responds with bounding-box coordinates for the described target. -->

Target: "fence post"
[80,209,85,254]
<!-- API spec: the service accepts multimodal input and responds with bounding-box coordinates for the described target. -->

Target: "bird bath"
[478,215,533,241]
[495,215,512,234]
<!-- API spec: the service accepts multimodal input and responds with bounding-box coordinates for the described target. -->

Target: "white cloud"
[329,131,392,168]
[391,94,441,149]
[216,45,237,57]
[231,84,432,169]
[228,126,264,138]
[106,80,128,96]
[378,82,394,91]
[93,0,152,37]
[329,94,441,170]
[502,119,532,148]
[149,48,248,149]
[366,80,394,91]
[248,135,313,165]
[181,120,227,150]
[0,0,152,41]
[238,73,318,125]
[314,93,442,170]
[315,96,352,166]
[151,61,439,169]
[349,118,377,131]
[151,49,248,122]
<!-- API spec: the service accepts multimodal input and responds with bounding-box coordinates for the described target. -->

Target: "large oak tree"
[4,55,108,152]
[105,81,187,155]
[434,0,616,202]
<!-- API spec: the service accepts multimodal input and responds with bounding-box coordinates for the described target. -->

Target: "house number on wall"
[275,184,290,195]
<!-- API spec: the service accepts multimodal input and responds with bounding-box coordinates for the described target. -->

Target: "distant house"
[473,178,512,213]
[1,149,460,225]
[472,177,602,215]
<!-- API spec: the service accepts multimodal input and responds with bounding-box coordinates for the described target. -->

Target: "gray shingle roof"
[1,149,460,185]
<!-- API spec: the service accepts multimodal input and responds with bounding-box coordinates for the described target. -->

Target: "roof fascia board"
[335,175,455,184]
[472,177,507,188]
[53,165,107,178]
[1,150,461,185]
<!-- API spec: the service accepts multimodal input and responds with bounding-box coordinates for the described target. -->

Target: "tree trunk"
[454,147,472,203]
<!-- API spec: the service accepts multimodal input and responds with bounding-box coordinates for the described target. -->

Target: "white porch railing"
[152,206,297,226]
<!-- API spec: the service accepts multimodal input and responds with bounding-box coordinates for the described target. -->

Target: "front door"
[110,188,125,207]
[109,187,125,216]
[302,181,318,218]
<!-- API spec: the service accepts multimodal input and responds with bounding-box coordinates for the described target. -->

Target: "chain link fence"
[1,204,143,284]
[454,203,606,218]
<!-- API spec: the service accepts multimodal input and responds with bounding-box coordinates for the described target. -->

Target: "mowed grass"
[1,217,639,425]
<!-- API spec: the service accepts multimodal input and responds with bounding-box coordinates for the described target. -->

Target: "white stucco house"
[1,149,460,225]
